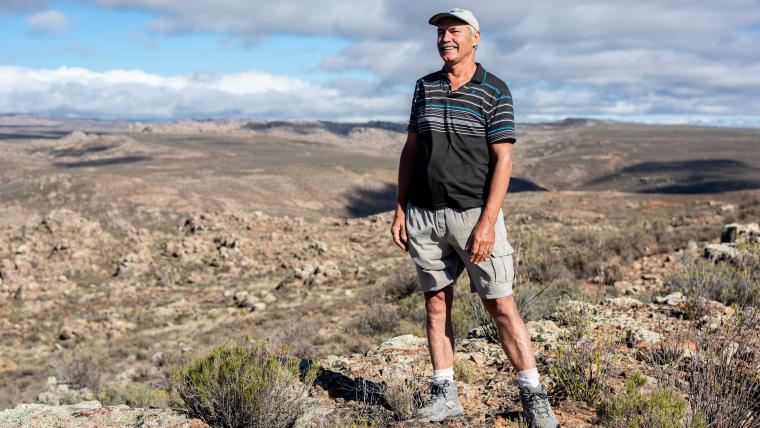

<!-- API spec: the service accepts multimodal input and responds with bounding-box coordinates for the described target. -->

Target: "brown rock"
[0,357,17,373]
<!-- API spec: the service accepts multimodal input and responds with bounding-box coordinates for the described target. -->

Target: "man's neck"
[444,60,477,88]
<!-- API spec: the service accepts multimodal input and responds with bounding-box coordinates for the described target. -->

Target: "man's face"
[436,17,480,65]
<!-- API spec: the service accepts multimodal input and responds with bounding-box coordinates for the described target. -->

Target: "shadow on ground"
[344,178,547,217]
[0,131,70,140]
[584,159,760,194]
[54,155,152,168]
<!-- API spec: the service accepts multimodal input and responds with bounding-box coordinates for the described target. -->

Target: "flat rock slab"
[0,400,208,428]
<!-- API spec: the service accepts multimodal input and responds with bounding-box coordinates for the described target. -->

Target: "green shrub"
[548,304,619,406]
[169,337,315,428]
[666,250,759,315]
[595,373,686,428]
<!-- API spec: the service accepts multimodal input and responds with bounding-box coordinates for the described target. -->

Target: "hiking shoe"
[518,383,560,428]
[416,379,464,421]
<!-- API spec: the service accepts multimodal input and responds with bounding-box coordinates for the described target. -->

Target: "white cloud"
[4,0,760,124]
[26,9,70,36]
[0,66,406,120]
[70,0,760,121]
[0,1,51,14]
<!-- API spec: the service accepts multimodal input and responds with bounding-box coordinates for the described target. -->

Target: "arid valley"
[1,117,758,427]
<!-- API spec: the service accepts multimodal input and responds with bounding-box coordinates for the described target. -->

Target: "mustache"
[438,42,458,49]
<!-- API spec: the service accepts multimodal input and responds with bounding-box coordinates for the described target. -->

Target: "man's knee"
[424,287,451,317]
[482,294,518,320]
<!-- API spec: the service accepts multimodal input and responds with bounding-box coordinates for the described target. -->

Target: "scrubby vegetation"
[595,372,686,428]
[54,349,102,392]
[169,336,316,428]
[680,307,760,428]
[666,248,760,318]
[380,375,425,421]
[548,302,621,406]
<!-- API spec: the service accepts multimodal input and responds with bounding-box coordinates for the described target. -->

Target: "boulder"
[720,223,760,244]
[627,328,663,348]
[605,296,644,308]
[654,292,685,306]
[704,243,739,261]
[526,320,562,345]
[376,335,427,352]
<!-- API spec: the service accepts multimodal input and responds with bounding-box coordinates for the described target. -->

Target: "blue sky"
[0,3,351,79]
[1,1,760,126]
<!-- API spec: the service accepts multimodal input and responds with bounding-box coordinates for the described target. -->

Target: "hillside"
[0,117,758,426]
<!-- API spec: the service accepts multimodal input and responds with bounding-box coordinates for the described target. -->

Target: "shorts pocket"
[489,254,514,284]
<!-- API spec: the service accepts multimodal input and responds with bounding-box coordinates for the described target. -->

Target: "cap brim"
[428,13,467,26]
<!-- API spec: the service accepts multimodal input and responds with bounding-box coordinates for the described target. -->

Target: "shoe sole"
[426,404,464,422]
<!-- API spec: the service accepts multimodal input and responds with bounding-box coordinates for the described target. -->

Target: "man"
[390,8,560,428]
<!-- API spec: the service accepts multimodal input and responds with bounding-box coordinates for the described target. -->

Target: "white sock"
[516,367,541,388]
[432,366,454,383]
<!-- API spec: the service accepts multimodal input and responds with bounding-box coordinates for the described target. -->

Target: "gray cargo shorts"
[404,201,515,299]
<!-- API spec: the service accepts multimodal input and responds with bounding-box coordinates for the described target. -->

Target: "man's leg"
[416,283,463,421]
[483,294,560,428]
[424,285,455,372]
[480,294,536,372]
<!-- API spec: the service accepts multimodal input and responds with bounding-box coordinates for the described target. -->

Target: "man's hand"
[466,218,495,263]
[391,211,408,251]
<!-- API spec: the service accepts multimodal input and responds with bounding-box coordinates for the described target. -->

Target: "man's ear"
[473,31,481,48]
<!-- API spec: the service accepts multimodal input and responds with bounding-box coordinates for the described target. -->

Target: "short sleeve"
[486,88,516,144]
[406,80,421,134]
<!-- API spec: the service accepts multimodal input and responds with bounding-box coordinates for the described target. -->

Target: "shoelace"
[524,391,552,418]
[423,382,448,405]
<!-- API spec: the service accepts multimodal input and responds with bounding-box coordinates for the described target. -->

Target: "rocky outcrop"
[705,223,759,261]
[0,400,207,428]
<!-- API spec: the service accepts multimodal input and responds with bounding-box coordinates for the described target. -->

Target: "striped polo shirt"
[406,62,516,210]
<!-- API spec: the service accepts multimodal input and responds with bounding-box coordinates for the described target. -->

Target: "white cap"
[428,8,480,32]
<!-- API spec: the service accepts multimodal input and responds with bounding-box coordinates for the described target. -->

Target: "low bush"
[682,307,760,428]
[454,356,477,384]
[383,271,419,301]
[54,348,102,392]
[548,304,619,406]
[736,195,760,222]
[518,244,568,284]
[666,250,759,316]
[595,372,686,428]
[381,375,425,421]
[169,336,316,428]
[355,303,401,337]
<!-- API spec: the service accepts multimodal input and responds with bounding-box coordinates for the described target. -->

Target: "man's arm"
[467,141,513,263]
[391,132,418,251]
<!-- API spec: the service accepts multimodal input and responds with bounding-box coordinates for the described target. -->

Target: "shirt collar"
[438,62,487,84]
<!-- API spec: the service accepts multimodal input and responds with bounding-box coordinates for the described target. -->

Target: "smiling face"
[436,17,480,66]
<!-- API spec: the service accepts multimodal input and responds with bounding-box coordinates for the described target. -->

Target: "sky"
[1,1,760,126]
